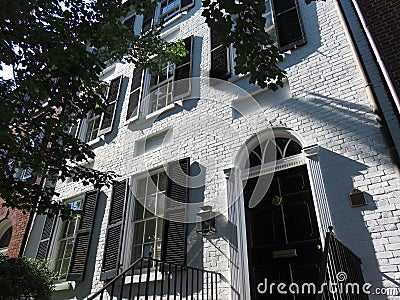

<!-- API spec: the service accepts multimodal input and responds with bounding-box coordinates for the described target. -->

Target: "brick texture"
[0,199,30,258]
[358,0,400,94]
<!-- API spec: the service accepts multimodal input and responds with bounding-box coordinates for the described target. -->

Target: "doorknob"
[272,196,283,206]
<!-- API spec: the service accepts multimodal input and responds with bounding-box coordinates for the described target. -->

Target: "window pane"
[134,200,145,220]
[64,239,74,258]
[147,176,157,195]
[133,222,145,245]
[144,218,156,242]
[158,172,167,192]
[143,243,154,258]
[137,178,147,198]
[131,245,142,262]
[145,195,156,217]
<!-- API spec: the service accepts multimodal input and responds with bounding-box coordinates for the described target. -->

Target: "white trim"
[227,130,331,299]
[54,281,76,291]
[87,135,104,147]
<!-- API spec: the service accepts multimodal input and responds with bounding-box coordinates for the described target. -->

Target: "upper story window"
[210,0,306,80]
[149,63,175,113]
[158,0,195,26]
[125,36,193,122]
[85,111,101,143]
[159,0,181,24]
[70,75,123,144]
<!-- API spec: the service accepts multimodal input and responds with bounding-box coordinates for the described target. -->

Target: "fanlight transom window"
[248,137,302,168]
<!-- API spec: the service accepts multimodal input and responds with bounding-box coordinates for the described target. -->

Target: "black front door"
[244,165,322,299]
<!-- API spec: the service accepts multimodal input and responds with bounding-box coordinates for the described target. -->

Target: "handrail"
[87,257,143,300]
[87,256,222,300]
[318,228,368,300]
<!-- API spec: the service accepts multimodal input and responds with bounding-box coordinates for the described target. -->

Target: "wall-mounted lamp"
[196,206,216,236]
[349,189,367,207]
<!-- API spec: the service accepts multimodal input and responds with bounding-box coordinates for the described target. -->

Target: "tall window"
[148,63,175,114]
[131,172,167,264]
[54,199,82,280]
[84,111,101,143]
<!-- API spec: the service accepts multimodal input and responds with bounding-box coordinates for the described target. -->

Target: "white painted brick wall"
[24,0,400,299]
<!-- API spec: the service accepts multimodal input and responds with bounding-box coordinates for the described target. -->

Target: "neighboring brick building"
[0,199,30,258]
[357,0,400,94]
[22,0,400,299]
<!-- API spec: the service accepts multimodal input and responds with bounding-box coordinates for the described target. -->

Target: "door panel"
[244,165,321,299]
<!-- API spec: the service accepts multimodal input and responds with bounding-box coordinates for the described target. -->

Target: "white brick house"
[24,0,400,299]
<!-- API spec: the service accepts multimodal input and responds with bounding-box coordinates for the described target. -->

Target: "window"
[71,75,123,143]
[101,159,190,280]
[126,36,193,121]
[210,0,306,79]
[159,0,182,24]
[53,199,82,280]
[84,111,101,143]
[158,0,195,25]
[131,172,167,264]
[148,63,175,114]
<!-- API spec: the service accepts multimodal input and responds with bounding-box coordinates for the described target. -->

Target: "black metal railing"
[318,228,368,300]
[88,257,222,300]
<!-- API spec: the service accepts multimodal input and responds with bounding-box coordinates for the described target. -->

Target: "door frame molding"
[225,143,332,300]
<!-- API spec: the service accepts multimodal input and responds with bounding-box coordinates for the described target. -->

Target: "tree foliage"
[0,0,305,217]
[0,0,185,218]
[0,256,56,299]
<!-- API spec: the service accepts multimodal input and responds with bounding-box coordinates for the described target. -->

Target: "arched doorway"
[242,135,322,299]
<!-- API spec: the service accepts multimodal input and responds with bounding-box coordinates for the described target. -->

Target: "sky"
[0,63,13,80]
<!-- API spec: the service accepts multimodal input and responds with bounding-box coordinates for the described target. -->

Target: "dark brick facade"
[0,199,31,258]
[358,0,400,93]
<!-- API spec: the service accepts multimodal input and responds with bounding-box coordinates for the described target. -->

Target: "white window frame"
[50,197,83,281]
[130,169,168,267]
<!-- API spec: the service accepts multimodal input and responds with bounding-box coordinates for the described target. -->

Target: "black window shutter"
[142,15,153,33]
[123,15,135,30]
[67,190,99,281]
[99,75,123,135]
[101,180,129,280]
[271,0,306,52]
[210,27,230,80]
[173,36,193,99]
[180,0,195,11]
[36,213,55,260]
[126,68,143,121]
[162,158,190,265]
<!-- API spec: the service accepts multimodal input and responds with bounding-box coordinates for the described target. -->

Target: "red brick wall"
[358,0,400,92]
[0,200,31,258]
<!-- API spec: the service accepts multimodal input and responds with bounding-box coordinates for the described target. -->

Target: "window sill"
[146,103,177,120]
[87,135,104,146]
[54,281,76,291]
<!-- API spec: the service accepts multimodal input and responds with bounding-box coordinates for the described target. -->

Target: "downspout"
[350,0,400,118]
[333,0,400,174]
